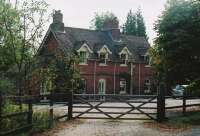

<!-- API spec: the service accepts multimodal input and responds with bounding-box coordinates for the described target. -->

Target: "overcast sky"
[45,0,167,44]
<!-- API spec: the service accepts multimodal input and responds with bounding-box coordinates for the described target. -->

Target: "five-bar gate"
[72,94,158,121]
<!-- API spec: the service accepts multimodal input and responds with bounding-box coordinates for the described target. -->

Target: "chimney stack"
[102,17,120,41]
[51,10,65,32]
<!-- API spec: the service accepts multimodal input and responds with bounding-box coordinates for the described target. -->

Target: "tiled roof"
[51,27,150,62]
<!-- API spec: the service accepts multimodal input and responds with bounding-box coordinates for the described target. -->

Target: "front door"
[98,79,106,100]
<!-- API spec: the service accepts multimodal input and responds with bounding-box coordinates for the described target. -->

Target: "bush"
[31,111,52,133]
[0,100,28,133]
[1,100,52,136]
[187,79,200,96]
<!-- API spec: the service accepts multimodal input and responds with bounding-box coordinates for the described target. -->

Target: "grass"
[144,111,200,133]
[169,112,200,126]
[0,100,54,136]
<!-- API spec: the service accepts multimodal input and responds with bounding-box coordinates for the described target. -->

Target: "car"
[172,85,188,98]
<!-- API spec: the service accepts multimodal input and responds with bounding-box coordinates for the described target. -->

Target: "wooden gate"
[72,94,158,121]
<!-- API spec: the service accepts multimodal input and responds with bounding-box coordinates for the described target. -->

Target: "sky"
[45,0,167,44]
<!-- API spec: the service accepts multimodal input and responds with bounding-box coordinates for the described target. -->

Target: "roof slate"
[51,26,150,62]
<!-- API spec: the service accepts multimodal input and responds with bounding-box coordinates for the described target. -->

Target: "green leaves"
[153,0,200,85]
[90,12,117,30]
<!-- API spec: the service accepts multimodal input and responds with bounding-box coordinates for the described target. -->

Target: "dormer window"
[97,45,112,66]
[119,47,131,66]
[79,51,87,64]
[144,53,151,67]
[99,53,107,64]
[77,43,93,65]
[120,54,128,65]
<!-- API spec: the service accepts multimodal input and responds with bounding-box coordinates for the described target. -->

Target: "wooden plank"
[75,117,152,120]
[73,111,157,115]
[73,94,157,98]
[73,105,157,109]
[73,100,157,103]
[1,111,28,119]
[55,114,68,120]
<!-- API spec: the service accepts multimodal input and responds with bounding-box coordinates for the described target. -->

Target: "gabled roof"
[39,26,150,62]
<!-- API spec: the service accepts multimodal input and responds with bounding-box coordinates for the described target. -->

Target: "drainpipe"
[93,60,97,95]
[114,62,116,95]
[130,62,133,95]
[139,63,141,95]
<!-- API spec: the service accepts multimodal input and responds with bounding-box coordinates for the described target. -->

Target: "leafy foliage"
[90,11,117,30]
[153,0,200,87]
[37,51,81,93]
[0,0,49,94]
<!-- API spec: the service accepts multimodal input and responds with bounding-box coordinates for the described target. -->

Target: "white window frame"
[77,43,93,65]
[119,47,132,67]
[144,79,151,93]
[97,45,112,66]
[98,79,106,94]
[144,53,151,67]
[120,79,127,94]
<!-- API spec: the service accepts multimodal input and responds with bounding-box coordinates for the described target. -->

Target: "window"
[145,55,150,65]
[79,51,87,64]
[144,79,151,94]
[120,79,126,94]
[80,78,86,94]
[98,45,112,66]
[77,43,93,65]
[120,54,127,65]
[99,53,107,65]
[144,79,150,85]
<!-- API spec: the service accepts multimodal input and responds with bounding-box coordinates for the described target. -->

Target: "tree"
[123,8,148,39]
[0,0,49,95]
[37,52,80,94]
[153,0,200,88]
[136,8,147,39]
[122,10,137,35]
[90,11,117,30]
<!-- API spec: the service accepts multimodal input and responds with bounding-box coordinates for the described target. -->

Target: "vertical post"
[0,92,2,131]
[28,96,33,126]
[68,90,73,120]
[157,83,165,122]
[183,91,186,115]
[49,91,53,126]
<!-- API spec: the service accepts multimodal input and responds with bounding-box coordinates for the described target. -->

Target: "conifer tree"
[136,8,147,39]
[122,10,137,35]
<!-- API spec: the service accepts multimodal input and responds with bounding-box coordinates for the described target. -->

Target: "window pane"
[99,53,106,64]
[121,54,127,64]
[80,51,87,63]
[120,79,126,94]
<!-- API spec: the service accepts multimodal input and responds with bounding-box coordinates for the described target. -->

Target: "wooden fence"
[0,84,200,135]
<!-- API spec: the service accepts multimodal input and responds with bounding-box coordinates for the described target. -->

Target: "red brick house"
[38,10,155,95]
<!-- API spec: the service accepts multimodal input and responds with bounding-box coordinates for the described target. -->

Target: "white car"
[172,85,188,97]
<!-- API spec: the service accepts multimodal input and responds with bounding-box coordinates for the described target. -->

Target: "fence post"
[0,92,2,130]
[157,83,165,122]
[183,91,186,115]
[28,96,33,126]
[67,90,73,120]
[49,91,54,126]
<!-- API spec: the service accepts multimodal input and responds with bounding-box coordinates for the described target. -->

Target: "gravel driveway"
[36,119,200,136]
[34,98,200,136]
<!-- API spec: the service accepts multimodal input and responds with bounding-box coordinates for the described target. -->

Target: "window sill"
[99,63,107,66]
[79,63,88,66]
[145,65,151,67]
[120,64,127,67]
